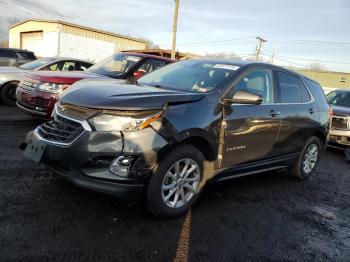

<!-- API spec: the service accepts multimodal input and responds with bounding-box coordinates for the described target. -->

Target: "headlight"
[89,113,162,132]
[37,82,70,93]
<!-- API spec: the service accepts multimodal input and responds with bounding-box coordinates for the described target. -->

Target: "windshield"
[137,60,239,93]
[18,58,55,70]
[87,53,142,77]
[326,90,350,108]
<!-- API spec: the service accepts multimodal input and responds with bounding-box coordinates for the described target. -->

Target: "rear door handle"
[309,108,316,114]
[269,110,281,117]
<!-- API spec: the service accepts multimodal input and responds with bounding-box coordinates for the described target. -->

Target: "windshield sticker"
[213,64,240,71]
[126,56,140,62]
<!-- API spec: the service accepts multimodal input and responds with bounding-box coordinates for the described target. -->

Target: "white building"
[9,19,147,62]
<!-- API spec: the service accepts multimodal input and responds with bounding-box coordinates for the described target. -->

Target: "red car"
[16,52,174,119]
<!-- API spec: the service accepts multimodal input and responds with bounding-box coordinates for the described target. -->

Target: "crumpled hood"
[60,78,204,110]
[331,105,350,116]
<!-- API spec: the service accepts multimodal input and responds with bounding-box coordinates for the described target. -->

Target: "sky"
[2,0,350,72]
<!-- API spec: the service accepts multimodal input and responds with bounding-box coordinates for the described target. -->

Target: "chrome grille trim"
[34,105,92,147]
[331,116,348,130]
[19,78,40,90]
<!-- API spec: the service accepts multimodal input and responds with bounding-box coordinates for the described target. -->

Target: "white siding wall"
[42,32,59,57]
[58,33,114,62]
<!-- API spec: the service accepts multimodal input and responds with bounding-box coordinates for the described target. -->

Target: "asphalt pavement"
[0,105,349,261]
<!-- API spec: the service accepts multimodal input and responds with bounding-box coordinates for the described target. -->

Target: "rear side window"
[76,62,92,71]
[0,49,16,58]
[276,71,302,103]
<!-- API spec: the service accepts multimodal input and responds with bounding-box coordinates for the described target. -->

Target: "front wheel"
[289,136,322,180]
[146,144,207,218]
[0,82,18,106]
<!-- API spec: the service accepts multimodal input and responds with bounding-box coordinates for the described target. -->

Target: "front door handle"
[269,110,281,117]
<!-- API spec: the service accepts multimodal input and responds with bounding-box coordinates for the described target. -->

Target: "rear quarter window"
[18,52,36,60]
[303,78,328,104]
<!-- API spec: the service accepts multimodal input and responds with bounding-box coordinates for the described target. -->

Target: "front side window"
[326,91,350,108]
[87,54,142,77]
[277,71,302,103]
[138,60,239,93]
[233,69,274,103]
[41,63,59,71]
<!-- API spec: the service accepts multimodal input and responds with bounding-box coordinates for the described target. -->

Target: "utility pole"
[255,36,267,61]
[271,44,277,64]
[171,0,180,60]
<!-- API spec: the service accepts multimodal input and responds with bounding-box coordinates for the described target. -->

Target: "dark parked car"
[0,48,36,67]
[326,89,350,147]
[0,57,93,106]
[22,60,331,218]
[16,52,174,119]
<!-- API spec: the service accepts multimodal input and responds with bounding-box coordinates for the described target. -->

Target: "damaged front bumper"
[22,124,168,202]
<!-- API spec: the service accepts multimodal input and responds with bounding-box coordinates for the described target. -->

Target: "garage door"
[21,31,44,57]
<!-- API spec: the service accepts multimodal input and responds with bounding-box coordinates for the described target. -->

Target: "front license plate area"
[24,140,46,163]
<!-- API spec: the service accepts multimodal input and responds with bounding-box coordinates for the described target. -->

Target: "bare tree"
[204,52,242,60]
[0,41,9,48]
[135,37,160,49]
[309,62,327,71]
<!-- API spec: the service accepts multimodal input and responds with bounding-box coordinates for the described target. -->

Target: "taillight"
[328,107,333,120]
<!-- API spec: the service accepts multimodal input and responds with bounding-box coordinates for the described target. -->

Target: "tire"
[146,144,210,218]
[289,136,322,180]
[0,82,18,106]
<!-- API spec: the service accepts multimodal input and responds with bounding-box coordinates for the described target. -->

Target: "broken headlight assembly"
[88,112,162,132]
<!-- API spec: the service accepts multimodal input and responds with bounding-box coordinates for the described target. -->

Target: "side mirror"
[222,90,263,105]
[133,70,146,79]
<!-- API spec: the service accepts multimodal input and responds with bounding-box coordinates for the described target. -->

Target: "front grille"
[331,116,348,130]
[19,78,40,90]
[31,97,50,107]
[37,113,85,144]
[17,90,50,108]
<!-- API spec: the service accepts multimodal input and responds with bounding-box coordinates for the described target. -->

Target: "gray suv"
[0,48,36,67]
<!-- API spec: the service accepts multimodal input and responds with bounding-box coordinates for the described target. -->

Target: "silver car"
[0,57,93,106]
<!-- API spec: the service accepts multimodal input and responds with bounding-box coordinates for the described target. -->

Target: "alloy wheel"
[161,158,200,208]
[303,144,318,174]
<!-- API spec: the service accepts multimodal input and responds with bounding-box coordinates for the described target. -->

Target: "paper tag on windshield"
[126,56,140,62]
[213,64,240,71]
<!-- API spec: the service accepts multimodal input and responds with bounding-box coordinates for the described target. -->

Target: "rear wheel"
[147,144,207,218]
[0,82,18,106]
[290,136,322,180]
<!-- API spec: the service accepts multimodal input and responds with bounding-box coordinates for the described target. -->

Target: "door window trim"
[268,70,315,105]
[222,66,277,104]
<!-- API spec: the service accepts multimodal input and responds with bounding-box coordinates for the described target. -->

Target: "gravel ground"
[0,105,349,261]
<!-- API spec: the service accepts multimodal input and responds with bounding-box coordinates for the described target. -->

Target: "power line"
[159,36,255,47]
[276,55,350,65]
[276,38,350,46]
[261,53,310,68]
[176,36,255,46]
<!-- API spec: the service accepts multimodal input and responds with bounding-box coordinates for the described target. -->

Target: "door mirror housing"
[133,70,146,79]
[223,90,263,105]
